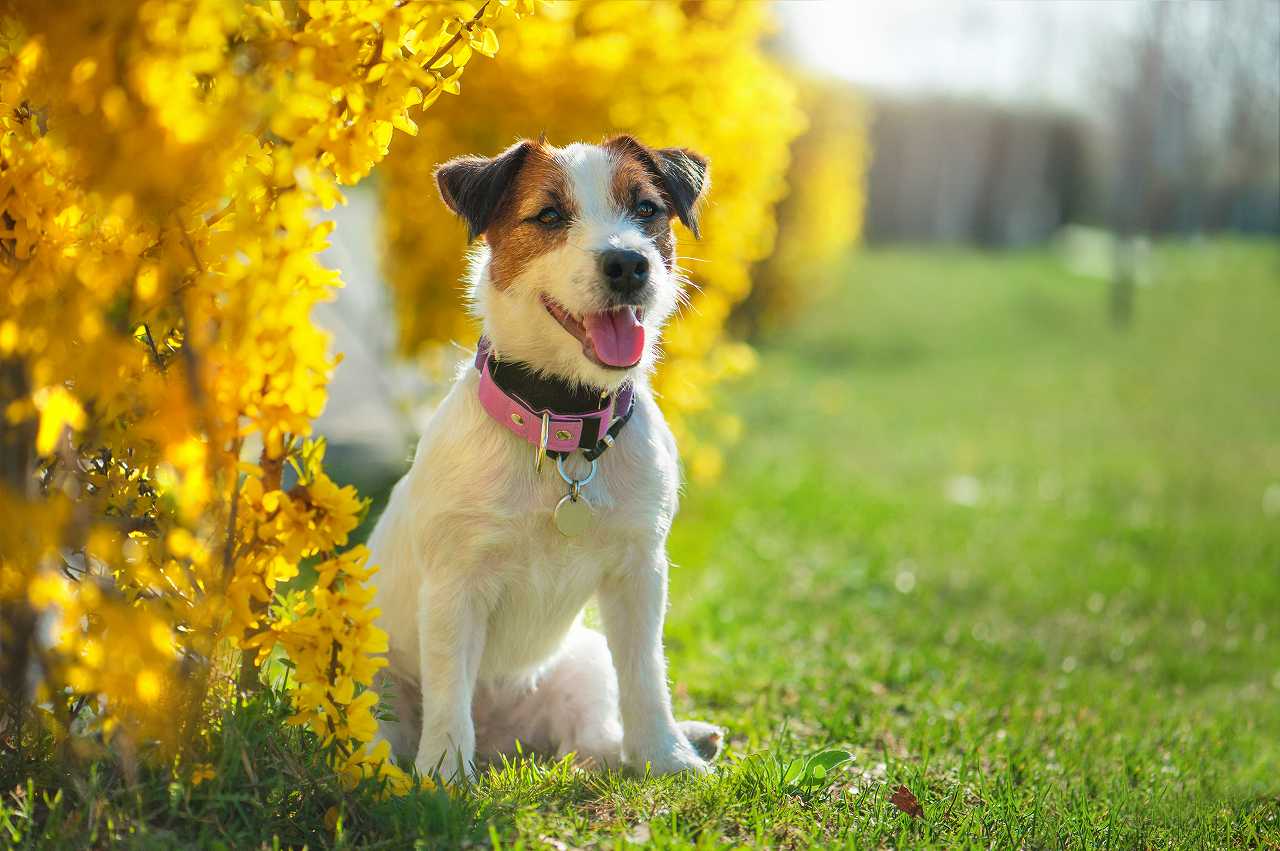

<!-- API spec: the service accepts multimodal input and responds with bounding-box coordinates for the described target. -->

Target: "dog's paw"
[630,737,712,777]
[678,720,725,763]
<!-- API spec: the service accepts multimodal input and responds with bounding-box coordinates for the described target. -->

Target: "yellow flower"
[27,572,72,609]
[32,385,85,454]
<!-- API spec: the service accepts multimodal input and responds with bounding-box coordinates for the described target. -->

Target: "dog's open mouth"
[541,294,645,370]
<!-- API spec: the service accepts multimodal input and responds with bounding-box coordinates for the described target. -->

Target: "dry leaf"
[889,784,923,818]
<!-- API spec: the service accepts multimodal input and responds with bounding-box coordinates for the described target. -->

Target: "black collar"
[487,357,615,415]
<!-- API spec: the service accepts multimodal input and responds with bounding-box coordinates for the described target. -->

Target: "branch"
[421,2,490,74]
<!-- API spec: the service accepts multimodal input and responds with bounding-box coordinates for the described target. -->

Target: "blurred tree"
[1107,2,1169,328]
[1209,0,1280,232]
[1102,0,1280,326]
[735,75,868,338]
[862,97,1090,247]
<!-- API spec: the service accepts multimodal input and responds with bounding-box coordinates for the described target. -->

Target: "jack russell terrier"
[368,136,722,781]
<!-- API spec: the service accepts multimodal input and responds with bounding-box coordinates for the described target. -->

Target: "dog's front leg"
[414,579,485,783]
[599,548,709,776]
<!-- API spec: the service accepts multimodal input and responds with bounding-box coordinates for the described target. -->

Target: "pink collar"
[474,338,635,461]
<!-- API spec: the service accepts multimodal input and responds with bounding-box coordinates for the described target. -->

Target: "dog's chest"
[477,454,671,673]
[478,533,615,673]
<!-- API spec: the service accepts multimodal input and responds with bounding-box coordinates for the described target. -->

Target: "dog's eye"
[635,200,658,219]
[536,207,563,226]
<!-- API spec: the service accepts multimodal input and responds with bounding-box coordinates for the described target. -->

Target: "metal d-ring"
[556,453,597,499]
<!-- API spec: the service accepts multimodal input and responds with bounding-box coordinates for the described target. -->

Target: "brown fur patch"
[652,224,676,270]
[485,142,577,290]
[604,137,679,268]
[608,154,663,212]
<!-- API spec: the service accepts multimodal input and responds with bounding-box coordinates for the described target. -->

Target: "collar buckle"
[535,412,550,473]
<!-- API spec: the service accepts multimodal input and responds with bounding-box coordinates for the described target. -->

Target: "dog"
[367,136,722,782]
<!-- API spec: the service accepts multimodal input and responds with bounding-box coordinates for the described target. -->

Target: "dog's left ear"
[653,147,710,239]
[435,140,534,240]
[608,136,710,239]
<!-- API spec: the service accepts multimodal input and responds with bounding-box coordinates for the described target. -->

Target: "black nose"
[599,249,649,296]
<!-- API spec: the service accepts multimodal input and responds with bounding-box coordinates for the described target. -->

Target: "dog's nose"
[599,249,649,296]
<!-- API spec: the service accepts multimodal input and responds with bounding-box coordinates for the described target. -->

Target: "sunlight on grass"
[662,239,1280,848]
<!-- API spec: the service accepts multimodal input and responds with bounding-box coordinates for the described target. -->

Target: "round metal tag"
[553,493,593,536]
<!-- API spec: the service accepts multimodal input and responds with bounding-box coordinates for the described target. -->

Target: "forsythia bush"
[0,0,530,791]
[380,0,841,481]
[739,76,868,335]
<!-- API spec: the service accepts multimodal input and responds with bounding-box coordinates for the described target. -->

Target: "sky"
[777,0,1145,114]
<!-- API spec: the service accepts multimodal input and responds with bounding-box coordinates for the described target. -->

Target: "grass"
[5,240,1279,848]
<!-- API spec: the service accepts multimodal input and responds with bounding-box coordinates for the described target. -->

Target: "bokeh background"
[312,3,1280,840]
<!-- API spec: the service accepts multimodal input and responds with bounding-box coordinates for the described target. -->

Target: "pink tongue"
[582,307,645,368]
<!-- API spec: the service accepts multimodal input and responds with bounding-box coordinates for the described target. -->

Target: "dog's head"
[436,136,709,390]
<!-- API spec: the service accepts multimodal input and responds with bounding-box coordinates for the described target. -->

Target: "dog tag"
[554,492,592,536]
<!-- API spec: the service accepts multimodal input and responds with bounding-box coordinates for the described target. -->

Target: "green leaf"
[782,749,853,792]
[804,749,853,782]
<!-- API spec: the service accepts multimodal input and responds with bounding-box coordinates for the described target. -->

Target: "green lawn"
[6,241,1279,848]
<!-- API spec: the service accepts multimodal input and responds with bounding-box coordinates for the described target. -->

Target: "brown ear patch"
[604,135,709,240]
[484,143,576,290]
[607,151,664,213]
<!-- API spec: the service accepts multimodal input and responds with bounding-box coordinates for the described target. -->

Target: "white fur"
[368,142,708,781]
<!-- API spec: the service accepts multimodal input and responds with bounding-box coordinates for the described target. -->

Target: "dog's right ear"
[435,140,533,240]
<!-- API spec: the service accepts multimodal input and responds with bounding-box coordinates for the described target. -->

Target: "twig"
[222,436,244,585]
[138,323,165,370]
[421,2,490,73]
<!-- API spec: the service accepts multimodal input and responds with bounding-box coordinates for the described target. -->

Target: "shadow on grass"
[0,689,523,849]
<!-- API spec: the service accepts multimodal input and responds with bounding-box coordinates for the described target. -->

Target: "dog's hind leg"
[473,625,723,771]
[471,625,622,769]
[539,625,626,769]
[541,626,726,770]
